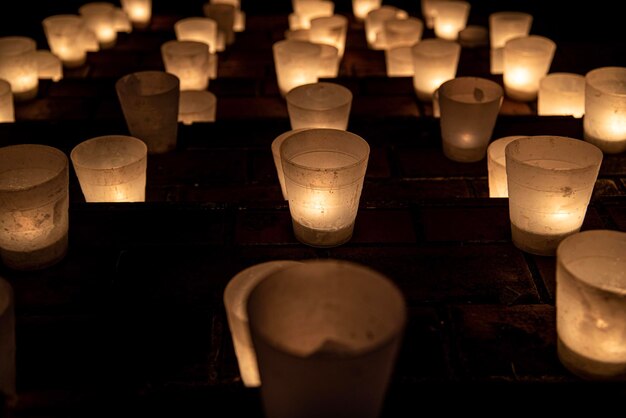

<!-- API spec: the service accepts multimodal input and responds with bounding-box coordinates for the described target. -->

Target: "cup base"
[442,142,487,162]
[510,223,577,256]
[292,220,354,248]
[0,233,68,271]
[558,338,626,381]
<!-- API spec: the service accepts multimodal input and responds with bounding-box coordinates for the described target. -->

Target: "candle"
[292,0,334,29]
[161,40,210,91]
[309,14,348,58]
[505,136,603,255]
[0,36,38,102]
[0,80,14,123]
[273,40,321,97]
[488,11,533,74]
[42,15,90,68]
[411,39,461,102]
[538,73,585,118]
[365,5,407,50]
[121,0,151,28]
[486,136,525,198]
[433,0,470,41]
[556,230,626,380]
[174,17,218,54]
[352,0,382,21]
[503,35,556,102]
[79,2,118,49]
[583,66,626,154]
[0,278,15,407]
[286,82,353,130]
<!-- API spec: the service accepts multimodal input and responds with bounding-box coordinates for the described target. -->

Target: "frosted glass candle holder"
[421,0,451,29]
[36,50,63,82]
[42,15,91,68]
[0,36,38,102]
[286,82,352,130]
[411,39,461,102]
[121,0,152,29]
[433,0,470,41]
[174,17,218,54]
[116,71,180,154]
[70,135,147,203]
[503,35,556,102]
[0,144,69,271]
[309,15,348,58]
[489,11,533,74]
[556,229,626,380]
[385,46,413,77]
[293,0,334,29]
[280,129,369,247]
[0,277,15,407]
[161,40,210,91]
[272,129,310,200]
[247,259,406,418]
[486,135,525,198]
[352,0,382,21]
[272,40,321,97]
[0,80,14,123]
[438,76,503,162]
[583,66,626,154]
[78,2,118,49]
[365,6,407,50]
[538,73,585,118]
[505,136,603,256]
[178,90,217,125]
[224,260,303,388]
[384,17,424,49]
[203,3,236,46]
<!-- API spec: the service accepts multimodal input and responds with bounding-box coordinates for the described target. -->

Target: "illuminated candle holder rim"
[488,10,534,45]
[0,144,68,192]
[0,36,36,57]
[585,66,626,97]
[504,34,556,57]
[438,76,504,105]
[70,135,147,171]
[161,39,209,57]
[285,82,353,111]
[116,70,180,98]
[174,16,218,31]
[540,72,585,91]
[411,38,460,57]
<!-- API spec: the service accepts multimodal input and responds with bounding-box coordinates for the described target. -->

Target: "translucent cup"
[383,17,424,49]
[272,40,321,97]
[556,230,626,380]
[121,0,152,29]
[0,144,69,270]
[0,36,38,101]
[161,40,210,91]
[286,82,352,130]
[438,76,503,162]
[505,136,603,255]
[352,0,382,21]
[411,39,461,102]
[116,71,180,154]
[174,17,218,54]
[247,259,406,418]
[309,15,348,58]
[503,35,556,102]
[538,72,585,118]
[203,3,235,46]
[70,135,147,203]
[486,136,525,198]
[433,0,470,41]
[489,11,533,74]
[280,129,369,247]
[78,2,118,49]
[42,15,91,68]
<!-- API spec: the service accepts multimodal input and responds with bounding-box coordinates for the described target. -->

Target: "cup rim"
[585,66,626,97]
[439,76,504,105]
[70,135,147,170]
[286,82,353,111]
[0,144,68,192]
[116,70,180,98]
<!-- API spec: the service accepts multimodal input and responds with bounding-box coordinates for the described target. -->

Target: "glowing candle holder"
[121,0,151,29]
[116,71,180,154]
[293,0,334,29]
[433,0,470,41]
[271,129,310,200]
[70,135,147,203]
[247,259,406,418]
[286,82,352,131]
[486,135,525,198]
[505,136,603,256]
[489,11,533,74]
[224,260,303,388]
[273,40,321,97]
[384,17,424,49]
[0,80,14,123]
[583,66,626,154]
[0,36,38,102]
[385,46,414,77]
[203,3,236,46]
[421,0,450,29]
[161,40,210,91]
[174,17,218,54]
[42,15,91,68]
[352,0,382,21]
[178,90,217,124]
[0,144,69,271]
[0,277,15,407]
[503,35,556,102]
[411,38,461,102]
[438,77,503,162]
[36,50,63,82]
[280,129,369,247]
[309,15,348,58]
[538,73,585,118]
[556,229,626,380]
[317,44,340,78]
[365,6,407,50]
[78,2,118,49]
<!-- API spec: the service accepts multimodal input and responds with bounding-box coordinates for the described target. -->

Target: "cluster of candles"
[0,1,625,415]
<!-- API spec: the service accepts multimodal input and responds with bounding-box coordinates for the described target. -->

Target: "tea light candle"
[223,260,303,387]
[161,40,210,91]
[0,277,15,407]
[583,66,626,154]
[36,50,63,82]
[486,135,525,198]
[280,129,369,247]
[411,38,461,102]
[0,80,15,123]
[178,90,217,124]
[365,6,407,50]
[79,2,118,49]
[292,0,334,29]
[505,136,603,256]
[0,36,38,102]
[556,229,626,380]
[309,15,348,58]
[383,17,424,49]
[203,3,236,46]
[42,15,90,68]
[433,0,470,41]
[385,46,414,77]
[352,0,382,21]
[121,0,151,29]
[70,135,148,203]
[0,144,69,270]
[175,17,218,54]
[273,39,321,97]
[488,11,533,74]
[538,73,585,118]
[503,35,556,102]
[286,82,353,130]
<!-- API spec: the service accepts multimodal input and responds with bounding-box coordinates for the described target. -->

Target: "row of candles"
[0,1,625,414]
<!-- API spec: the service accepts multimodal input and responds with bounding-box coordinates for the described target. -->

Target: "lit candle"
[161,40,210,91]
[503,35,556,102]
[273,39,321,97]
[421,0,450,29]
[488,11,533,74]
[309,14,348,58]
[352,0,382,21]
[42,15,90,68]
[0,36,38,102]
[538,73,585,118]
[433,0,470,41]
[174,17,218,54]
[365,5,407,50]
[79,2,118,49]
[286,82,353,130]
[121,0,152,28]
[384,17,424,49]
[292,0,334,29]
[411,39,461,102]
